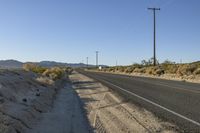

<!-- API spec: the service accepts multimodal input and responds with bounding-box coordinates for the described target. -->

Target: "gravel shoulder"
[70,72,179,133]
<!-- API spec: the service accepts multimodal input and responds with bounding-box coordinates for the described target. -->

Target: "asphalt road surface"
[78,70,200,132]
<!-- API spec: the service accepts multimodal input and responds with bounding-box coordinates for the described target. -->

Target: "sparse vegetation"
[98,59,200,79]
[23,63,47,74]
[23,63,73,84]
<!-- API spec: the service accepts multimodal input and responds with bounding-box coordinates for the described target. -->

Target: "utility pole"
[148,7,160,66]
[96,51,99,68]
[86,57,89,68]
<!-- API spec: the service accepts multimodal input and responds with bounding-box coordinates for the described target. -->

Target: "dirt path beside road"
[26,83,91,133]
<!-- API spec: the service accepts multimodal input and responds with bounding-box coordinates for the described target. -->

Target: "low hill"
[0,60,102,68]
[0,60,23,68]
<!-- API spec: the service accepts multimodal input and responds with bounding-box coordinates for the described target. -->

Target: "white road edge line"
[99,78,200,127]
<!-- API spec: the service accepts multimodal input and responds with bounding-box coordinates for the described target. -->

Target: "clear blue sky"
[0,0,199,66]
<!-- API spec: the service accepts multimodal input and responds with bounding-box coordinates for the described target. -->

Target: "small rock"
[22,98,27,102]
[36,93,40,97]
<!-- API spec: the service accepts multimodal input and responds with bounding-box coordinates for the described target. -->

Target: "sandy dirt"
[0,69,87,133]
[0,69,58,133]
[70,72,180,133]
[26,83,91,133]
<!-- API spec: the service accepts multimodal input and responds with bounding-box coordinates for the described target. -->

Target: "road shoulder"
[70,72,180,133]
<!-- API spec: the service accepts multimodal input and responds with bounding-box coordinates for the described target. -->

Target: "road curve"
[78,70,200,132]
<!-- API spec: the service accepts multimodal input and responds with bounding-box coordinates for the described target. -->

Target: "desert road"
[78,70,200,132]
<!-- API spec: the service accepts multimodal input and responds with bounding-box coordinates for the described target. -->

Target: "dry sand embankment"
[0,69,65,133]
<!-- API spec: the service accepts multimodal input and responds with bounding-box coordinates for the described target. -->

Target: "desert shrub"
[162,64,178,74]
[42,67,65,80]
[103,67,114,72]
[141,58,159,66]
[124,67,135,73]
[162,60,176,73]
[117,66,126,72]
[176,64,197,76]
[61,67,73,74]
[65,67,73,74]
[194,68,200,75]
[36,77,54,85]
[23,63,47,74]
[132,63,142,68]
[154,68,165,75]
[145,66,155,75]
[134,68,145,73]
[144,66,164,75]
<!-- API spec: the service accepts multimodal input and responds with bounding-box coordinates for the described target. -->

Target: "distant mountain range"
[0,60,23,68]
[0,60,106,68]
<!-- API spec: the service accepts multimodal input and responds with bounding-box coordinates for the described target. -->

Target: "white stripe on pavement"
[99,78,200,127]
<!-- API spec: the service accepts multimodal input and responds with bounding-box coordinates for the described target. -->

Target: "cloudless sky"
[0,0,199,66]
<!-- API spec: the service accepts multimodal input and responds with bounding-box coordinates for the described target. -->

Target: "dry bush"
[161,60,177,74]
[163,64,178,74]
[144,66,164,75]
[107,67,115,72]
[125,67,135,73]
[154,68,165,75]
[42,67,65,80]
[65,67,73,74]
[117,66,126,72]
[145,66,155,75]
[176,64,197,76]
[194,68,200,75]
[36,77,54,85]
[23,63,47,74]
[134,68,145,73]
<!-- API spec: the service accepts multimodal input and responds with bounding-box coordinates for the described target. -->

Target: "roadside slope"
[0,70,59,133]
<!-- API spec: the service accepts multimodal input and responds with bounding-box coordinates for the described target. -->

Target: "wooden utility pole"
[86,57,88,68]
[148,8,160,66]
[96,51,99,68]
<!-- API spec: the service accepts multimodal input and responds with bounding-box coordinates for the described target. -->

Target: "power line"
[148,7,160,66]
